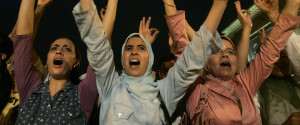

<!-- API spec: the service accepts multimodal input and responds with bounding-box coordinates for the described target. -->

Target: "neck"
[49,77,69,98]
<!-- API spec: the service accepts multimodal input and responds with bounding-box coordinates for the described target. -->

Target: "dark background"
[0,0,253,75]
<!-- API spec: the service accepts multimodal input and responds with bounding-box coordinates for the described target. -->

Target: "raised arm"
[10,0,51,81]
[239,0,300,95]
[163,0,189,58]
[159,0,225,115]
[235,1,252,73]
[14,0,43,104]
[185,20,196,41]
[16,0,35,35]
[205,0,228,34]
[32,0,53,41]
[102,0,117,39]
[73,0,118,99]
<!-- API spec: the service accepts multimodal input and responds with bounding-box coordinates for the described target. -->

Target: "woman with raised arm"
[181,0,300,124]
[13,0,97,124]
[163,0,252,124]
[73,0,224,124]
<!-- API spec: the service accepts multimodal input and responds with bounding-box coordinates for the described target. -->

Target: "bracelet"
[162,0,176,8]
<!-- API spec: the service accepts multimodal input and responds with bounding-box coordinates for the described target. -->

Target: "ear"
[74,59,80,67]
[1,53,7,60]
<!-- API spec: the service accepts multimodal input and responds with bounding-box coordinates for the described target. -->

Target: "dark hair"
[159,53,177,68]
[0,32,13,61]
[69,38,81,85]
[51,37,81,85]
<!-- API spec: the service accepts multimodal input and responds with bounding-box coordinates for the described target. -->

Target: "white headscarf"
[120,33,159,100]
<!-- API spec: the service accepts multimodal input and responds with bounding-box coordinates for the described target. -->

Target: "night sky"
[0,0,253,75]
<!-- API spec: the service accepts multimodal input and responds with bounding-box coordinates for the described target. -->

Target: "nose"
[131,48,138,56]
[56,48,63,55]
[221,52,228,58]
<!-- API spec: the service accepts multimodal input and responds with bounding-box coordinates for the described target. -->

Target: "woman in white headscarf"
[72,0,225,124]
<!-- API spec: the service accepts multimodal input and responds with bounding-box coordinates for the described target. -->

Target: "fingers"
[168,33,173,47]
[259,28,266,44]
[140,17,152,31]
[139,19,143,33]
[146,17,151,29]
[234,1,241,11]
[261,28,265,37]
[150,28,160,37]
[253,0,258,5]
[152,30,160,39]
[241,10,251,17]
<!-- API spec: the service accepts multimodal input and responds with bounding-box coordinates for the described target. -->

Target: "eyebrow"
[137,45,146,47]
[62,44,72,48]
[125,45,133,48]
[51,44,72,48]
[52,44,60,47]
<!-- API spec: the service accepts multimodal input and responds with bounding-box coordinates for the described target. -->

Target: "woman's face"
[206,39,237,81]
[46,38,79,80]
[123,37,149,77]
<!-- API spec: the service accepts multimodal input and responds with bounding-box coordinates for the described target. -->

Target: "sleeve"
[286,29,300,80]
[78,65,98,118]
[13,34,43,105]
[73,1,119,100]
[158,23,223,115]
[165,10,189,58]
[238,12,300,96]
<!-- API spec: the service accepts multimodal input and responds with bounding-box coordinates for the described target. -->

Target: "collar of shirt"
[31,81,75,98]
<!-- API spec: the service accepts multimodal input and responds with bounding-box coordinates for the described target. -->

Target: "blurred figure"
[158,53,177,79]
[0,32,13,124]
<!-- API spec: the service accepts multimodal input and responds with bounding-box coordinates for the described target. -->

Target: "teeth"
[130,60,139,62]
[129,59,140,66]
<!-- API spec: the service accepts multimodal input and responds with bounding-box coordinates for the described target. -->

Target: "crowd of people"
[0,0,299,124]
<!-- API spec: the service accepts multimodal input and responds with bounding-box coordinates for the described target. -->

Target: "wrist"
[267,12,279,24]
[242,25,252,31]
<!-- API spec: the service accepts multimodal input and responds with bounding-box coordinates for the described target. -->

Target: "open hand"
[139,17,160,44]
[235,1,252,28]
[254,0,279,23]
[259,28,266,45]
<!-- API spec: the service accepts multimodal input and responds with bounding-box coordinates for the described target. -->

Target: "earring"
[73,65,76,68]
[45,65,48,68]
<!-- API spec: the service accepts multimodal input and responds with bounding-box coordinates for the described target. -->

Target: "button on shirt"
[16,81,86,124]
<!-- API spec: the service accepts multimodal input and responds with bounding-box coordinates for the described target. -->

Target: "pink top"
[13,34,98,118]
[167,11,300,124]
[187,12,300,125]
[165,10,189,59]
